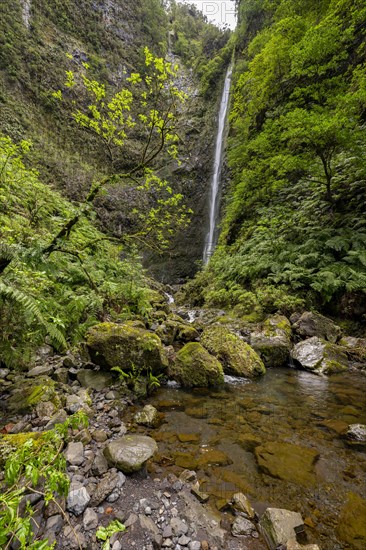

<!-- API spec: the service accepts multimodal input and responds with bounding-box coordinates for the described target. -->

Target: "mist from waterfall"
[203,64,232,265]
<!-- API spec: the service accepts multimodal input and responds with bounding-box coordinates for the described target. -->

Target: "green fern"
[0,282,67,350]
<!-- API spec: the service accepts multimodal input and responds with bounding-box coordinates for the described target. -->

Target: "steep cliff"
[0,1,230,282]
[189,0,366,320]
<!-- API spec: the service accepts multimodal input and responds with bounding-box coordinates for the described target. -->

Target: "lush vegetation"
[168,1,233,96]
[0,412,87,549]
[195,0,366,319]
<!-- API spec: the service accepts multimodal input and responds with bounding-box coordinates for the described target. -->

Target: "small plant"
[0,411,88,550]
[112,363,162,395]
[96,520,126,550]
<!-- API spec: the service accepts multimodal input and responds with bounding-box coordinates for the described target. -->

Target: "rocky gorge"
[1,293,365,550]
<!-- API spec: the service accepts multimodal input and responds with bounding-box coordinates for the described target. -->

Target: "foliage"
[0,412,88,550]
[201,0,366,317]
[0,135,157,368]
[112,364,162,394]
[52,47,192,250]
[96,520,126,550]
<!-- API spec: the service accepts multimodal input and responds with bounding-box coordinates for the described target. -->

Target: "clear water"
[140,368,366,549]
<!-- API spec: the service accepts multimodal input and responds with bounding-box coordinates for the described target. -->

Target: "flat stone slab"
[103,435,158,473]
[255,442,319,486]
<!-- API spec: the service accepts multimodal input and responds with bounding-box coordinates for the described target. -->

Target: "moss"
[6,376,60,414]
[201,325,265,377]
[337,492,366,550]
[86,322,168,374]
[170,342,224,387]
[0,432,44,467]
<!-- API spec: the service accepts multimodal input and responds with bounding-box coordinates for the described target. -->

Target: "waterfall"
[203,64,233,265]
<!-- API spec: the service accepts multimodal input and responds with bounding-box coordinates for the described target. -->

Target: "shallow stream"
[135,368,366,549]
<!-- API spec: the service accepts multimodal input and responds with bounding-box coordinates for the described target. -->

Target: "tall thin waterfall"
[203,64,233,264]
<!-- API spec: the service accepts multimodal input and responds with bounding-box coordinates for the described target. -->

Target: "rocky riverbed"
[0,299,366,549]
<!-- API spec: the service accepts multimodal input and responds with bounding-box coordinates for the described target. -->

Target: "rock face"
[291,336,348,374]
[292,311,342,342]
[259,508,304,549]
[103,435,158,473]
[255,442,319,486]
[201,325,265,377]
[250,314,292,368]
[336,492,366,550]
[86,321,168,374]
[169,342,224,387]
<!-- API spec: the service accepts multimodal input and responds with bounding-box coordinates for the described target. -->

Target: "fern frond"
[0,282,67,350]
[0,242,14,274]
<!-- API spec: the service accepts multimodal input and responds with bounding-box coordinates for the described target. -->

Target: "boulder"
[259,508,304,549]
[156,318,199,346]
[201,325,265,377]
[291,336,348,374]
[134,404,159,427]
[27,365,54,377]
[5,376,61,414]
[90,471,120,506]
[86,321,168,374]
[66,483,90,516]
[65,442,84,466]
[169,342,224,387]
[250,314,292,368]
[292,311,342,342]
[103,435,158,473]
[336,492,366,550]
[343,423,366,450]
[231,493,255,519]
[255,442,319,486]
[231,516,256,536]
[76,369,113,390]
[339,336,366,368]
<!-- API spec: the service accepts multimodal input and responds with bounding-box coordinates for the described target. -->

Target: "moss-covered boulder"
[292,311,342,343]
[0,432,44,467]
[86,321,168,374]
[156,317,199,346]
[339,337,366,369]
[201,325,265,377]
[169,342,224,387]
[250,315,292,368]
[255,442,319,486]
[336,492,366,550]
[291,336,348,375]
[5,376,61,414]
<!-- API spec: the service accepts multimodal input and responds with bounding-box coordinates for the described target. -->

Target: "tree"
[48,47,192,254]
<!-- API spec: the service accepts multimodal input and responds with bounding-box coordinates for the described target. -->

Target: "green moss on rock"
[0,432,44,467]
[250,315,292,368]
[169,342,224,387]
[337,492,366,550]
[201,325,265,377]
[86,321,168,374]
[6,376,60,414]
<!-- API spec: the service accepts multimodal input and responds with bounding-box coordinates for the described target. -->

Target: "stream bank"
[0,296,365,549]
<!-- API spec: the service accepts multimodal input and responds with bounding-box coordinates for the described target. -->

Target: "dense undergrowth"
[196,0,366,319]
[0,136,155,368]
